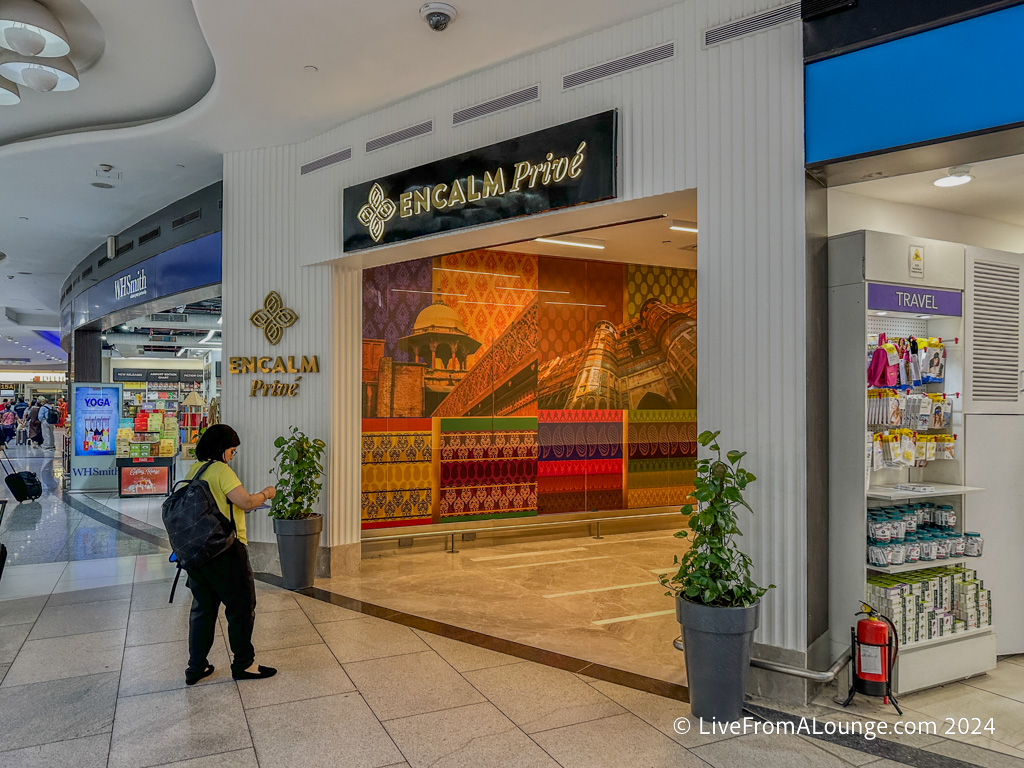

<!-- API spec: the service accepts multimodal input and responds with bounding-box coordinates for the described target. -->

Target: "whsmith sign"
[342,111,617,252]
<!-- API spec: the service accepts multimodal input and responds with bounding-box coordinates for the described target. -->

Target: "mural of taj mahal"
[360,249,697,529]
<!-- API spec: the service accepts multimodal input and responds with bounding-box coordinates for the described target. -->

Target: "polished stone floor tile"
[128,578,182,612]
[384,701,559,768]
[155,748,260,767]
[126,603,221,647]
[0,622,31,663]
[3,628,125,687]
[0,662,9,682]
[587,680,728,748]
[965,662,1024,704]
[108,682,251,768]
[531,712,705,768]
[0,671,118,751]
[0,565,64,600]
[463,661,625,734]
[132,554,177,583]
[318,615,430,663]
[901,682,1024,749]
[0,595,46,626]
[692,731,851,768]
[47,582,133,605]
[0,732,111,768]
[61,556,137,581]
[235,643,355,710]
[246,607,322,652]
[118,638,231,698]
[923,739,1024,767]
[344,649,486,721]
[246,690,404,768]
[412,629,521,672]
[28,597,130,640]
[294,593,364,624]
[253,587,299,613]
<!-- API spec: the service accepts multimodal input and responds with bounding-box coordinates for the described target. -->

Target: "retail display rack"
[829,230,997,694]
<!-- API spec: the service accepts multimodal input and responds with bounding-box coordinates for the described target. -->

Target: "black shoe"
[185,664,215,685]
[233,665,277,680]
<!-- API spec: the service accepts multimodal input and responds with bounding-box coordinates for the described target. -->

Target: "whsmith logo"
[71,468,116,476]
[114,269,147,301]
[84,397,111,407]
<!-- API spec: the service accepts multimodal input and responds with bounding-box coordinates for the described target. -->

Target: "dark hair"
[195,424,241,462]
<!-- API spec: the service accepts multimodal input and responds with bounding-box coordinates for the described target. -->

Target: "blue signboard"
[806,4,1024,164]
[64,231,221,337]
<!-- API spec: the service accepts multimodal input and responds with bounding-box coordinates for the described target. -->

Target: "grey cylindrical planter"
[676,598,760,723]
[273,514,323,590]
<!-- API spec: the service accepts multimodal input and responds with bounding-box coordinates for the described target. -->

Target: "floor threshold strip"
[592,609,675,625]
[543,581,659,598]
[493,556,610,570]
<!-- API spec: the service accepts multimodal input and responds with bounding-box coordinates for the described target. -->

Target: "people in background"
[57,397,68,428]
[38,397,55,450]
[0,403,15,446]
[26,399,42,448]
[13,395,28,422]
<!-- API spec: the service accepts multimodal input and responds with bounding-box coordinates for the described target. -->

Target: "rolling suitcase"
[1,450,41,502]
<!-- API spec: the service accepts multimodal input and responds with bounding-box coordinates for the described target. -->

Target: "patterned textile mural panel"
[626,410,697,509]
[438,417,538,521]
[626,264,698,319]
[537,257,625,365]
[537,410,623,514]
[361,418,434,529]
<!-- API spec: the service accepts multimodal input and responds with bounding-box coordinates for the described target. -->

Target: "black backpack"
[44,407,59,425]
[162,460,236,571]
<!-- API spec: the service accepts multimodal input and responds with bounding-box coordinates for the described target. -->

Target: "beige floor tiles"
[293,593,364,624]
[344,650,486,721]
[3,628,125,687]
[0,671,119,752]
[901,681,1024,749]
[411,629,521,672]
[463,660,625,734]
[236,643,355,710]
[531,712,705,768]
[0,622,31,664]
[964,662,1024,704]
[245,691,405,768]
[246,607,322,652]
[691,731,853,768]
[27,598,130,640]
[0,596,46,627]
[118,639,231,697]
[0,733,111,768]
[154,748,260,768]
[383,701,559,768]
[923,738,1024,767]
[253,585,300,613]
[125,603,221,647]
[317,615,429,664]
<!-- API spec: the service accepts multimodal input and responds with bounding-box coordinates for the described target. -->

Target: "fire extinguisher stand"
[844,604,903,715]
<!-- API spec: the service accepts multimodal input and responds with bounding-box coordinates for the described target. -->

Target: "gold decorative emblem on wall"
[357,182,397,243]
[250,291,298,345]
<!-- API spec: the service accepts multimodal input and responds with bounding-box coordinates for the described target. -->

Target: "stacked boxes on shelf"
[159,414,179,457]
[866,566,993,645]
[118,410,180,459]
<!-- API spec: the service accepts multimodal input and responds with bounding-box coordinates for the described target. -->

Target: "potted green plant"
[661,429,773,722]
[268,426,326,590]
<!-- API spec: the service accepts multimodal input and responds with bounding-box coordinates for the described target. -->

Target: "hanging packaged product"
[867,335,901,388]
[920,337,946,384]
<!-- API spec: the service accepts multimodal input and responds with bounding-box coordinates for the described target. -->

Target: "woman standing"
[25,400,42,447]
[183,424,279,685]
[0,404,15,446]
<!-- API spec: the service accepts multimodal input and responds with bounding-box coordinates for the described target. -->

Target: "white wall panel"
[227,0,807,651]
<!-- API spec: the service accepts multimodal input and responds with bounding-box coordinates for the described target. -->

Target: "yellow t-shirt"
[185,460,246,544]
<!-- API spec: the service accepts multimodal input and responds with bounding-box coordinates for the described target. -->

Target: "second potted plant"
[268,426,326,590]
[661,429,773,722]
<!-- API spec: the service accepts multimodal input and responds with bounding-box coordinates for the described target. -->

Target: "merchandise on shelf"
[867,391,953,430]
[865,503,976,567]
[866,566,992,645]
[116,409,180,460]
[867,335,945,389]
[871,430,956,469]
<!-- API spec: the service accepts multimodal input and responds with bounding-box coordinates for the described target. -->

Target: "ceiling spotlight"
[0,74,19,105]
[918,315,933,320]
[934,166,973,187]
[0,54,78,91]
[303,65,318,72]
[91,182,114,189]
[669,220,699,233]
[0,0,71,57]
[534,236,605,250]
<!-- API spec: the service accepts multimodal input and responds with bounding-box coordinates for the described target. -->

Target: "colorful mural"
[360,250,697,529]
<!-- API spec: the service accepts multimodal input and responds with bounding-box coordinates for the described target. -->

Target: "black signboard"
[343,111,617,252]
[113,369,147,382]
[180,370,205,383]
[147,370,180,383]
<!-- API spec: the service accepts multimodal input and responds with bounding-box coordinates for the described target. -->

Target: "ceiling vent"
[801,0,857,20]
[704,2,801,47]
[115,240,134,257]
[97,255,109,268]
[81,265,92,278]
[138,227,160,246]
[172,209,201,229]
[365,121,433,153]
[562,43,674,90]
[300,148,352,176]
[151,313,189,324]
[452,85,539,125]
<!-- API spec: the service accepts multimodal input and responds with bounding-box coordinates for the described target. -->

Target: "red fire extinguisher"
[843,604,903,715]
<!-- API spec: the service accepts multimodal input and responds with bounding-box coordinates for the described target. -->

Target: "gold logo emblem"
[250,291,298,346]
[357,182,397,243]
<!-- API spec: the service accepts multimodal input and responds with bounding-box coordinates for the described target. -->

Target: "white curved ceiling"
[0,0,689,369]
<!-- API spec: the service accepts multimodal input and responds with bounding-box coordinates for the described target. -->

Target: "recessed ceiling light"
[875,311,888,316]
[669,220,699,233]
[91,182,114,189]
[934,166,973,187]
[918,315,932,319]
[534,236,605,250]
[304,65,318,72]
[18,216,27,220]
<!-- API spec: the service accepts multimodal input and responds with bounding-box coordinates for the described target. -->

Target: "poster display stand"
[69,382,122,492]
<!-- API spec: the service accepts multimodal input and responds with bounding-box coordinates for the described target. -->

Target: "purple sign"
[867,283,962,317]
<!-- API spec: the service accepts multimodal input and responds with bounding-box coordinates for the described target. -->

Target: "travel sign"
[867,283,963,317]
[342,110,617,252]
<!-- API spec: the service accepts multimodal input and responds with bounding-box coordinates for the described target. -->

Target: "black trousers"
[186,540,257,676]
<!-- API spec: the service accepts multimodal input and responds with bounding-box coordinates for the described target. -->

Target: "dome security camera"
[421,2,457,31]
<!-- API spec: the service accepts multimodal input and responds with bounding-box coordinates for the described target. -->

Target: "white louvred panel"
[964,247,1024,414]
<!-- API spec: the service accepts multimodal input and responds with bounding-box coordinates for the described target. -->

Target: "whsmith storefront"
[222,0,815,701]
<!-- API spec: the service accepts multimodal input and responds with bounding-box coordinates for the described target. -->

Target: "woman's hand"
[262,486,277,500]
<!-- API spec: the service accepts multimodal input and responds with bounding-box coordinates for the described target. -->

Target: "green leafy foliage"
[267,426,326,520]
[660,430,774,608]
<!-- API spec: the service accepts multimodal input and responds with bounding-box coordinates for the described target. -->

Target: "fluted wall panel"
[227,0,807,651]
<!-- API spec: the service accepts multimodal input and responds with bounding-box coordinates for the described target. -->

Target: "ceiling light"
[934,166,973,187]
[91,182,114,189]
[875,311,888,317]
[669,220,698,233]
[100,334,106,340]
[0,74,19,105]
[534,236,605,250]
[918,315,932,320]
[303,65,318,72]
[0,0,71,57]
[0,54,78,91]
